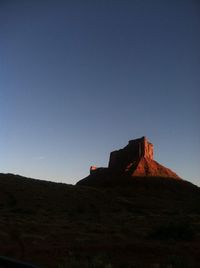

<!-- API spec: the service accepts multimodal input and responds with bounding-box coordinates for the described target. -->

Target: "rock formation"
[77,136,181,186]
[108,136,154,172]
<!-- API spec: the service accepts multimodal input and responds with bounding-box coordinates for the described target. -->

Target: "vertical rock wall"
[108,137,153,172]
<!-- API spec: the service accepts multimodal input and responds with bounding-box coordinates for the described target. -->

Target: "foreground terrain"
[0,173,200,267]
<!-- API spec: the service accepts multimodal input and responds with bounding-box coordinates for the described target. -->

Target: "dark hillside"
[0,173,200,267]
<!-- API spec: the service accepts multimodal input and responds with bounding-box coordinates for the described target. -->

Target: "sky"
[0,0,200,186]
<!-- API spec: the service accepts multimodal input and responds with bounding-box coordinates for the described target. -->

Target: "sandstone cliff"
[77,136,181,187]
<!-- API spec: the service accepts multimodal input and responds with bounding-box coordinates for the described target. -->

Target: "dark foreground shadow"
[0,256,39,268]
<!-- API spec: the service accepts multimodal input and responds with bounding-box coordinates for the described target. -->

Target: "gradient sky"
[0,0,200,185]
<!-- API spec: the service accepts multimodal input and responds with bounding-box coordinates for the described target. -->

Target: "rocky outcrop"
[77,136,181,187]
[130,157,180,178]
[108,137,153,172]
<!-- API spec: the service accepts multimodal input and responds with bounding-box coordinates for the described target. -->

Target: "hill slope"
[0,173,200,267]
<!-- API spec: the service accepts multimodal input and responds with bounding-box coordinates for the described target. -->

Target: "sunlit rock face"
[130,157,180,178]
[77,137,181,187]
[108,136,153,172]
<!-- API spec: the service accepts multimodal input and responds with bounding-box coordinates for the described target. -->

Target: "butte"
[77,136,181,187]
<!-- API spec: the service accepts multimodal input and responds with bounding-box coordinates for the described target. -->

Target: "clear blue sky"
[0,0,199,185]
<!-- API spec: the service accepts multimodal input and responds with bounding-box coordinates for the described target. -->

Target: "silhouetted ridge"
[0,171,199,267]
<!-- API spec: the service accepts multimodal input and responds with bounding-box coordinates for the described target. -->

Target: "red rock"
[77,136,181,186]
[129,157,180,178]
